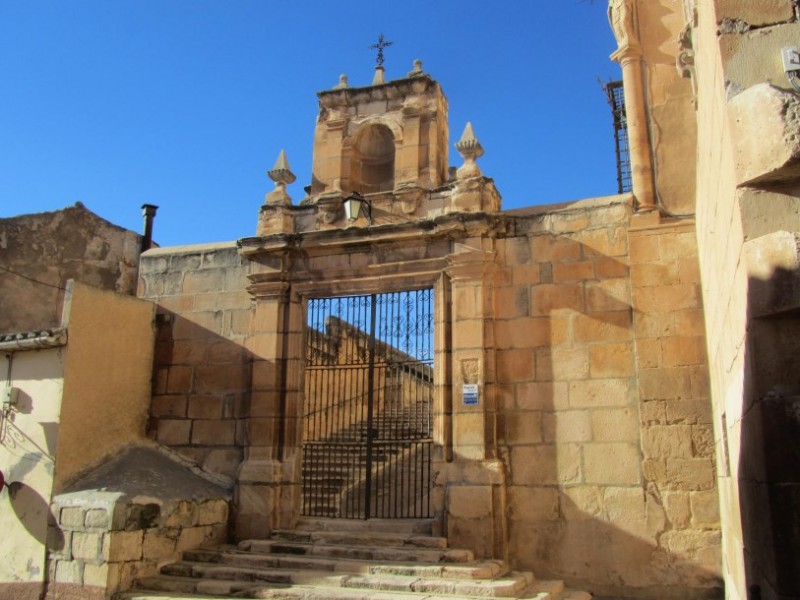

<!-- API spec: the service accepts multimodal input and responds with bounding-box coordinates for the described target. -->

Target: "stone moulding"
[317,75,440,110]
[240,211,502,261]
[255,176,503,236]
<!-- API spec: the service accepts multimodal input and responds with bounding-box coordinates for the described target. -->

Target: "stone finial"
[408,59,424,78]
[372,66,386,86]
[334,74,349,89]
[265,149,296,206]
[455,122,484,180]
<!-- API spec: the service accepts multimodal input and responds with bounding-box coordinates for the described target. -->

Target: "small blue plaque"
[462,384,479,406]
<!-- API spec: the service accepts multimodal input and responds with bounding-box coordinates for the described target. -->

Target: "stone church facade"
[3,2,800,599]
[136,7,720,596]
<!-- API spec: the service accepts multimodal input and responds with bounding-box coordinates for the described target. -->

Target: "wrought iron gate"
[302,289,434,519]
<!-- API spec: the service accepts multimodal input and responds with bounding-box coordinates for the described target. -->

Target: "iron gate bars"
[302,289,434,519]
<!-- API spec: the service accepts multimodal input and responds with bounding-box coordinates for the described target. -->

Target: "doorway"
[302,289,434,519]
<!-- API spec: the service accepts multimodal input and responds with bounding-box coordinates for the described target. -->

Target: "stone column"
[609,0,657,213]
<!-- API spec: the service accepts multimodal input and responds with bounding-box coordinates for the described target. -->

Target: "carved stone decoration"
[455,122,484,180]
[407,59,425,78]
[608,0,639,54]
[265,149,296,206]
[677,0,698,107]
[315,193,342,226]
[394,183,424,215]
[333,74,348,89]
[677,22,698,105]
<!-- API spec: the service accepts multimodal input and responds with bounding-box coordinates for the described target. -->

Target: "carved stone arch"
[342,118,404,195]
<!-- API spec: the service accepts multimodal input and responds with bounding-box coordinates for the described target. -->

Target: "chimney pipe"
[141,204,158,252]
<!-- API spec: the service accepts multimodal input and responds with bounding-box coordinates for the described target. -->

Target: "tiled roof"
[0,327,67,351]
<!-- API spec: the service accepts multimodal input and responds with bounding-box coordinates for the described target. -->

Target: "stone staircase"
[115,518,590,600]
[302,401,433,518]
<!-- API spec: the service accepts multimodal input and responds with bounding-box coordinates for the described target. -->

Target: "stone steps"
[119,582,592,600]
[117,520,591,600]
[271,528,448,549]
[239,539,474,564]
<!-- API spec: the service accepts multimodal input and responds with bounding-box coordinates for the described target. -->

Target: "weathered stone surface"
[583,443,641,485]
[84,509,110,529]
[82,563,109,587]
[60,507,85,528]
[54,560,82,584]
[716,0,795,26]
[105,530,143,562]
[729,83,800,185]
[142,529,178,560]
[72,531,103,562]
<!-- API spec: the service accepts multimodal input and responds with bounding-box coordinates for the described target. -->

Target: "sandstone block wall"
[47,494,228,599]
[139,197,721,598]
[138,243,252,483]
[495,202,721,598]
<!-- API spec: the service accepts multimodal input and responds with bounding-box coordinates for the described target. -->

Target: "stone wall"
[138,242,252,483]
[47,488,228,599]
[0,203,143,333]
[692,1,800,598]
[136,195,723,597]
[491,200,720,598]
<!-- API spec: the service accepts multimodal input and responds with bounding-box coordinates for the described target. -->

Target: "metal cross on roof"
[369,33,393,66]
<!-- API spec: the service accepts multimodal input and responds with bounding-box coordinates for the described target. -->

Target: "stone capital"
[247,280,290,301]
[610,44,643,65]
[446,249,495,283]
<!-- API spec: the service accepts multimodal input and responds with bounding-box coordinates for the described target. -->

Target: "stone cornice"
[240,211,506,259]
[317,75,440,109]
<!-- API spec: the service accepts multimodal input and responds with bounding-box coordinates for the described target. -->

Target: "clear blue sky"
[0,1,620,247]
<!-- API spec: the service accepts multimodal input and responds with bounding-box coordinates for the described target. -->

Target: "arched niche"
[348,123,396,194]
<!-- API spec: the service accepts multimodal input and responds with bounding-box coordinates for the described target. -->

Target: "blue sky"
[0,1,620,247]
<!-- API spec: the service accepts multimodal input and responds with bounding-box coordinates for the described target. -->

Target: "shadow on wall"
[6,481,64,550]
[502,231,722,599]
[740,265,800,600]
[147,308,255,485]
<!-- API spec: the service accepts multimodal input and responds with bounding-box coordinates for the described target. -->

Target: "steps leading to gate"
[116,519,592,600]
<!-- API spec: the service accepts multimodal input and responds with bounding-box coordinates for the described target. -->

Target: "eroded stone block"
[729,83,800,185]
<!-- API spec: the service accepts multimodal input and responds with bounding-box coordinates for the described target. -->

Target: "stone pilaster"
[237,266,303,538]
[441,243,508,560]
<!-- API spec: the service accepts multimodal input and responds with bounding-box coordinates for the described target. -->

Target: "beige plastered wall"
[1,282,154,599]
[0,347,65,600]
[54,282,156,490]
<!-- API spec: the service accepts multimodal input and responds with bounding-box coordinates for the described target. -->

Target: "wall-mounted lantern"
[343,192,372,225]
